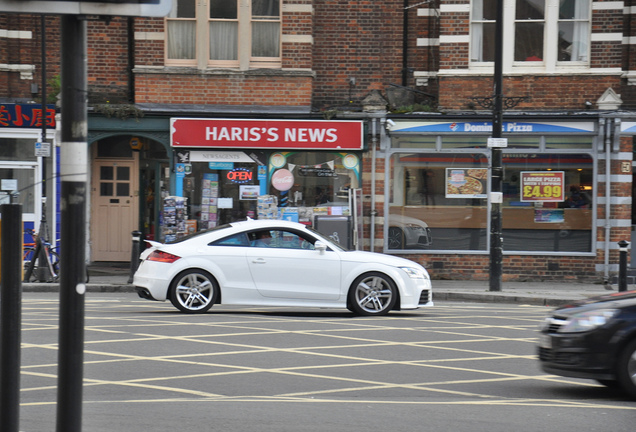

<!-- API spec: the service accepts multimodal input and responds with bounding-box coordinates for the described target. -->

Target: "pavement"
[19,261,634,307]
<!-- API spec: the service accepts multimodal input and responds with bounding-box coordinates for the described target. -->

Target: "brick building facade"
[2,0,636,283]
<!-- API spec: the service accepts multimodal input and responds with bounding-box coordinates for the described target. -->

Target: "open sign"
[226,168,253,184]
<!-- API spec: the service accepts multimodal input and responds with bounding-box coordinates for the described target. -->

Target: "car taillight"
[147,250,181,263]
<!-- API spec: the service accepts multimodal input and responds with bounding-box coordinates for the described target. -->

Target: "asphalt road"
[15,293,636,431]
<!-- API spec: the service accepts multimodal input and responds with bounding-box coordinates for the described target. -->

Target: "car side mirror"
[314,241,327,254]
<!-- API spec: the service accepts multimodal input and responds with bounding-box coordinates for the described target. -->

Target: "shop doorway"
[91,156,139,262]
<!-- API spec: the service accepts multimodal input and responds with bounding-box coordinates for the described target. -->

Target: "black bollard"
[1,203,23,432]
[618,240,630,292]
[128,230,142,284]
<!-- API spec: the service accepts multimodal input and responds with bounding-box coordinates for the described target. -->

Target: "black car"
[538,290,636,398]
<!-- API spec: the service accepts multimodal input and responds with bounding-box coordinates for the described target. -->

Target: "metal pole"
[489,0,504,292]
[0,203,23,432]
[41,13,48,186]
[56,14,87,432]
[618,240,630,292]
[128,230,142,283]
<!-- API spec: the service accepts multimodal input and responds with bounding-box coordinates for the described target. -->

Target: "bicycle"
[23,228,60,282]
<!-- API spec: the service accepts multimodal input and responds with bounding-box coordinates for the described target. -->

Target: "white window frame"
[165,0,282,70]
[469,0,591,74]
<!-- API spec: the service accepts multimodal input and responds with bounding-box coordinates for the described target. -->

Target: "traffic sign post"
[0,0,172,16]
[55,15,87,432]
[0,2,173,432]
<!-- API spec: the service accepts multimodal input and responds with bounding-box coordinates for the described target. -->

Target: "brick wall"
[87,17,130,104]
[440,75,622,111]
[134,73,313,106]
[312,0,404,110]
[0,14,61,102]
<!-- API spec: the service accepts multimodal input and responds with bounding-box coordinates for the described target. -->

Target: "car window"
[248,229,315,250]
[210,232,250,247]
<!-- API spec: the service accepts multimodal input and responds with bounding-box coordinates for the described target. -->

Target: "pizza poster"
[520,171,565,202]
[445,168,488,198]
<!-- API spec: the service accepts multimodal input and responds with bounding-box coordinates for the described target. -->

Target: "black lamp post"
[489,0,504,292]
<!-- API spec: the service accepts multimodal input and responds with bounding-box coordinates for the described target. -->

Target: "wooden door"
[91,159,138,261]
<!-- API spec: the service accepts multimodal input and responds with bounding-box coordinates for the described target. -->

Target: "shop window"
[388,150,594,253]
[502,153,593,252]
[0,166,36,212]
[184,162,260,230]
[166,0,281,68]
[442,137,488,149]
[470,0,590,68]
[0,138,37,162]
[268,151,361,221]
[392,136,438,149]
[388,152,489,251]
[505,137,540,149]
[545,136,593,150]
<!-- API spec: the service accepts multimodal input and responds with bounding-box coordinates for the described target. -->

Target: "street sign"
[35,141,51,157]
[0,0,172,16]
[487,137,508,148]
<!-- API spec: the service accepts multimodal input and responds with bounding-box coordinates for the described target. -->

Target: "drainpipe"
[402,0,409,86]
[370,118,377,252]
[603,118,612,285]
[127,17,135,102]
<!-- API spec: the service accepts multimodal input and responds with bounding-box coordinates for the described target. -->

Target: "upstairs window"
[514,0,545,62]
[251,0,281,59]
[470,0,590,68]
[209,1,238,62]
[166,0,196,61]
[471,0,497,62]
[166,0,281,68]
[557,0,589,62]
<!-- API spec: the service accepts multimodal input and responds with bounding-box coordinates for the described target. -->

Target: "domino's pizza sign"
[0,0,172,16]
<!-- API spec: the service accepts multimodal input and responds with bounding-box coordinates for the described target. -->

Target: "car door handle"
[252,258,267,264]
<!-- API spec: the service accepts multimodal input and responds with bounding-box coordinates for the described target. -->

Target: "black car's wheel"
[169,269,219,314]
[617,339,636,399]
[348,272,397,316]
[388,227,405,249]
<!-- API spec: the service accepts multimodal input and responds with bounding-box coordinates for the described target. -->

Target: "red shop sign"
[171,118,364,150]
[520,171,565,202]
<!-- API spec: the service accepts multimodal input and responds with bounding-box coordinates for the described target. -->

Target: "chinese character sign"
[0,104,56,129]
[520,171,565,202]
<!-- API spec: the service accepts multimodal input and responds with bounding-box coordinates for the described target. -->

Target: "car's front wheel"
[169,269,219,314]
[348,272,397,316]
[616,339,636,399]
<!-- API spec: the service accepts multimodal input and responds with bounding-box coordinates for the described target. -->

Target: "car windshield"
[165,224,232,244]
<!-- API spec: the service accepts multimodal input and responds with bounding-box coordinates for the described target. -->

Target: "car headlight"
[400,267,430,280]
[558,309,619,333]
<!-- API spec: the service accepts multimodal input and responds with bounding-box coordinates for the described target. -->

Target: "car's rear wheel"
[388,227,405,249]
[616,339,636,399]
[348,272,397,316]
[169,269,219,314]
